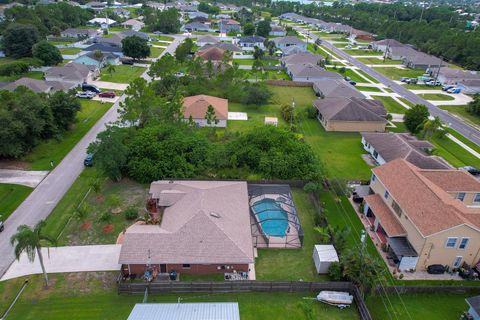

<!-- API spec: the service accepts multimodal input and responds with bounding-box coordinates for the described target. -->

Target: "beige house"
[183,95,228,127]
[363,159,480,271]
[313,97,387,132]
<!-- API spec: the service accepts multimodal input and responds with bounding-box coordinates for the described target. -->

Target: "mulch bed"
[80,222,92,230]
[102,224,114,233]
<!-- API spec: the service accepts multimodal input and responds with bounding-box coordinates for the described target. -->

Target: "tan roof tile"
[183,95,228,120]
[364,194,406,237]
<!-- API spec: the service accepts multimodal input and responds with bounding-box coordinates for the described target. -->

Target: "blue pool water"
[252,198,289,237]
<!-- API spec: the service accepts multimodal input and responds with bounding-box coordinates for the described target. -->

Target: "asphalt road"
[0,35,185,278]
[297,27,480,146]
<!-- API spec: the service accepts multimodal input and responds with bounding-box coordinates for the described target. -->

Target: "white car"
[76,91,96,99]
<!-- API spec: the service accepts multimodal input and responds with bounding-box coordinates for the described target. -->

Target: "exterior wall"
[372,44,387,52]
[269,31,287,37]
[239,43,265,51]
[369,177,426,254]
[447,191,480,207]
[361,137,386,165]
[325,120,386,132]
[186,118,227,128]
[418,225,480,270]
[127,263,249,275]
[74,56,102,68]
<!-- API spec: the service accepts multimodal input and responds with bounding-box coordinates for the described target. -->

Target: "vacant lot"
[24,100,112,170]
[418,93,455,101]
[373,67,425,80]
[0,184,32,221]
[100,65,145,83]
[0,273,360,320]
[373,96,407,114]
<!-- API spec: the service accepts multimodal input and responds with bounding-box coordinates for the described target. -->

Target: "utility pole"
[291,98,295,129]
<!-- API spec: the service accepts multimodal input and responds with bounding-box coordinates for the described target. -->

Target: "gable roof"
[374,39,405,47]
[314,97,387,122]
[197,35,219,44]
[313,79,365,99]
[361,132,451,169]
[220,19,240,25]
[121,19,145,27]
[183,94,228,120]
[45,62,92,81]
[84,43,122,53]
[196,46,225,61]
[3,78,50,93]
[272,36,306,46]
[280,52,323,66]
[288,63,329,78]
[119,181,254,265]
[373,159,480,236]
[238,35,265,44]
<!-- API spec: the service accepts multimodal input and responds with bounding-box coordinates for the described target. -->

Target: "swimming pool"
[252,198,289,237]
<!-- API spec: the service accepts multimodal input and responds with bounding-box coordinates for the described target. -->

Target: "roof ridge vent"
[210,212,221,218]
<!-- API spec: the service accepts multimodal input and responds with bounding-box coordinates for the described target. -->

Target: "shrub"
[328,261,343,280]
[0,61,30,76]
[124,208,138,220]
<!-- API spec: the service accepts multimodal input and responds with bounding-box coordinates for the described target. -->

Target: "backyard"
[0,184,32,221]
[0,71,44,82]
[99,65,145,83]
[0,273,360,320]
[59,47,82,55]
[24,100,113,170]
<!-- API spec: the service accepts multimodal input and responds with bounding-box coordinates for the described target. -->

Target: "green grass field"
[0,184,32,221]
[439,105,480,126]
[326,67,377,84]
[404,83,441,90]
[0,71,44,82]
[430,133,480,168]
[233,59,256,66]
[0,273,359,320]
[387,122,407,133]
[100,65,145,83]
[373,67,425,81]
[418,93,455,101]
[59,47,82,55]
[149,46,165,58]
[343,49,380,56]
[24,100,113,170]
[357,57,402,65]
[354,85,382,92]
[373,96,408,114]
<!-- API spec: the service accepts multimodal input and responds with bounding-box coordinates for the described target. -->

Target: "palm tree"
[10,220,57,287]
[421,116,443,140]
[105,63,116,76]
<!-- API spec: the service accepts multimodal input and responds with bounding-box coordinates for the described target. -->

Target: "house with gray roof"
[197,35,219,47]
[386,46,418,60]
[466,296,480,320]
[269,25,286,37]
[313,79,365,99]
[457,79,480,94]
[237,35,265,51]
[288,63,341,82]
[361,132,451,169]
[280,52,323,68]
[431,67,480,85]
[272,36,307,54]
[45,62,97,86]
[3,77,77,93]
[60,28,97,39]
[118,180,254,278]
[313,97,387,132]
[402,51,445,70]
[183,21,211,32]
[371,39,405,53]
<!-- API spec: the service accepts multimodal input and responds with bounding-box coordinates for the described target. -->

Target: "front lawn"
[367,293,471,320]
[100,65,145,83]
[149,46,164,58]
[236,69,290,81]
[343,49,380,56]
[0,273,360,320]
[255,190,325,281]
[418,93,455,101]
[431,133,480,168]
[373,96,407,114]
[327,67,378,83]
[404,83,441,90]
[373,67,425,81]
[439,105,480,126]
[354,85,382,92]
[0,184,32,221]
[24,100,113,170]
[59,47,82,55]
[357,57,402,65]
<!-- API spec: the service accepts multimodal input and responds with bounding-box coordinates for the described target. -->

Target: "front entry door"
[160,264,166,273]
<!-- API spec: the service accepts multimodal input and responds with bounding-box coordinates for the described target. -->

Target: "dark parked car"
[349,81,357,86]
[462,166,480,176]
[82,83,101,93]
[121,58,134,65]
[0,221,4,232]
[99,91,116,98]
[84,153,94,167]
[427,264,445,274]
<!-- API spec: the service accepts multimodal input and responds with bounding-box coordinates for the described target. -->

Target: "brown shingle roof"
[314,97,387,122]
[183,95,228,120]
[364,194,407,237]
[196,47,226,61]
[373,159,480,236]
[119,181,254,265]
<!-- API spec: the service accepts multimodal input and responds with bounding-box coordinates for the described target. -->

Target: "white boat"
[317,291,353,309]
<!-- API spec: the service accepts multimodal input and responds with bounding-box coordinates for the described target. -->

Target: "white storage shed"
[313,244,339,274]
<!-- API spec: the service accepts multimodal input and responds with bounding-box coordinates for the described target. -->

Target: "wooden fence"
[265,80,313,87]
[380,285,480,294]
[117,281,372,320]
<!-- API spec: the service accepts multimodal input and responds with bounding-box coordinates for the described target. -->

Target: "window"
[445,237,458,248]
[475,194,480,203]
[373,151,379,159]
[392,200,402,217]
[453,256,463,268]
[456,192,466,201]
[371,174,376,182]
[459,238,469,250]
[182,264,191,269]
[384,190,389,200]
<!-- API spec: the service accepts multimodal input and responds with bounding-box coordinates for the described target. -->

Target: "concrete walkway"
[1,245,122,281]
[0,169,49,188]
[446,133,480,159]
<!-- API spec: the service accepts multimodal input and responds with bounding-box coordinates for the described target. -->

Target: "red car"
[99,92,116,98]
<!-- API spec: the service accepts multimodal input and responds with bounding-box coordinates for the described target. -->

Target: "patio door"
[453,256,463,268]
[160,264,166,273]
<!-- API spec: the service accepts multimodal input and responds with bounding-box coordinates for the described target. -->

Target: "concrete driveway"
[410,90,473,106]
[1,244,121,281]
[91,81,129,91]
[0,169,49,188]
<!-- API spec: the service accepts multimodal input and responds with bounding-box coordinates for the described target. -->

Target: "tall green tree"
[204,104,219,126]
[48,90,81,131]
[121,36,150,61]
[243,23,255,36]
[10,220,57,287]
[404,104,430,134]
[120,78,161,127]
[32,41,63,66]
[105,63,116,76]
[175,38,193,62]
[2,23,39,58]
[148,53,177,79]
[256,19,272,37]
[341,247,384,295]
[421,116,443,140]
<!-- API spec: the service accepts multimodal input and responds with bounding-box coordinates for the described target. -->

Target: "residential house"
[313,79,365,99]
[269,25,287,37]
[272,36,307,54]
[402,52,445,70]
[457,79,480,94]
[431,67,480,86]
[88,17,117,29]
[313,97,387,132]
[73,51,119,68]
[113,7,130,18]
[197,35,219,47]
[280,52,323,68]
[3,77,77,93]
[183,21,211,32]
[364,159,480,271]
[361,132,451,169]
[187,11,208,20]
[83,43,123,56]
[183,94,228,127]
[371,39,406,53]
[282,46,308,56]
[466,296,480,320]
[86,1,106,10]
[219,19,241,33]
[121,19,145,32]
[45,62,98,86]
[237,35,265,51]
[288,63,339,82]
[351,29,375,41]
[60,28,97,39]
[200,43,243,58]
[196,46,226,61]
[118,181,254,276]
[386,46,418,61]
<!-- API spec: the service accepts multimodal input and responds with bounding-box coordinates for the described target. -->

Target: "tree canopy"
[32,41,63,66]
[404,104,430,134]
[122,36,150,61]
[144,8,181,34]
[2,24,39,58]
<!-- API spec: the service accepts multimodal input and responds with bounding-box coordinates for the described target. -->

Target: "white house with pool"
[248,184,303,248]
